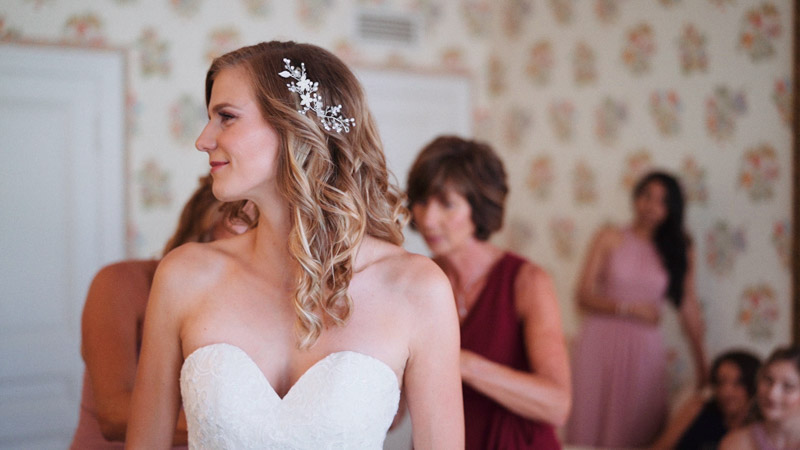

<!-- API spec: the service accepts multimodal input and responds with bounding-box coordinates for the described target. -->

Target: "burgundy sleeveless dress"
[461,252,561,450]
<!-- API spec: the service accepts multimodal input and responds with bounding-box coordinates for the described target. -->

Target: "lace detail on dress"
[180,343,400,449]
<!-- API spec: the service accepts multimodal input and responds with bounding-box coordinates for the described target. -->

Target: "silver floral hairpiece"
[279,58,356,134]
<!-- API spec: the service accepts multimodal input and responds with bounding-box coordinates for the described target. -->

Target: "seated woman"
[70,175,248,449]
[651,350,760,449]
[720,346,800,450]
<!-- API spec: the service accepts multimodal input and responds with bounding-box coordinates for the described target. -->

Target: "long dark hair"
[633,171,689,307]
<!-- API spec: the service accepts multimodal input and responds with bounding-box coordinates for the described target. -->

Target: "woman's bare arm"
[649,393,705,449]
[678,247,709,387]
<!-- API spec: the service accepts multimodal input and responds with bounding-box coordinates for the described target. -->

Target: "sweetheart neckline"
[182,342,400,400]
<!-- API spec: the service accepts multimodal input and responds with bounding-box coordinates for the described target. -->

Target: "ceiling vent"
[355,10,420,46]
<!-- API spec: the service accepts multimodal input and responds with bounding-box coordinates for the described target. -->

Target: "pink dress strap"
[750,423,779,450]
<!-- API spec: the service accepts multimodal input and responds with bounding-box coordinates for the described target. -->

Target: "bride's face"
[196,65,282,203]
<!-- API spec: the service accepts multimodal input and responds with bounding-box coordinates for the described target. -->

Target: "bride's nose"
[196,122,216,153]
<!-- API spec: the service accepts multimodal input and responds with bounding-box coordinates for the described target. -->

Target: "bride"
[127,40,464,449]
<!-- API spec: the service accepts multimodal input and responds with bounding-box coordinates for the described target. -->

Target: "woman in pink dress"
[69,176,247,449]
[408,136,571,449]
[566,171,708,448]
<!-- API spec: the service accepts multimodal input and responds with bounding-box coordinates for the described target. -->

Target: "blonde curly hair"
[206,41,407,348]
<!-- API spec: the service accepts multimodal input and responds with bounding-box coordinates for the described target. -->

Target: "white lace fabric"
[180,343,400,449]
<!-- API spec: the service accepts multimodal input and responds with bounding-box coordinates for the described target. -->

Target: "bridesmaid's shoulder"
[591,223,625,249]
[92,259,158,288]
[85,259,158,315]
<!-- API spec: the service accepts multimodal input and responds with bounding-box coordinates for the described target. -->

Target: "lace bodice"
[180,343,400,449]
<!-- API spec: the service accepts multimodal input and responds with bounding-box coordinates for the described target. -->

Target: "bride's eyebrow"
[211,102,237,113]
[207,102,243,119]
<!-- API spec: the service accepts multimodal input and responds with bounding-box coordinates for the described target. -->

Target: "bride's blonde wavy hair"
[205,41,407,348]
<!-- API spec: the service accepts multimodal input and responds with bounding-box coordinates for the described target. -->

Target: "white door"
[357,68,472,258]
[0,44,125,449]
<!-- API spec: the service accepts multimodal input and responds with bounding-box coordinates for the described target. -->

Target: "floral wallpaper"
[1,0,794,400]
[490,0,794,391]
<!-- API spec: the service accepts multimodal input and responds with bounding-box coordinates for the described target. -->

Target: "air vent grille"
[356,11,419,45]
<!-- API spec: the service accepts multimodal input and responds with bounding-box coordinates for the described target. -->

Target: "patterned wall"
[1,0,793,395]
[485,0,794,391]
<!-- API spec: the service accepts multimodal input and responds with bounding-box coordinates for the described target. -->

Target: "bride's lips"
[210,161,228,173]
[423,235,442,246]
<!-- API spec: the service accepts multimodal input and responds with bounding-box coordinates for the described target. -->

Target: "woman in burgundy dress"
[407,136,571,449]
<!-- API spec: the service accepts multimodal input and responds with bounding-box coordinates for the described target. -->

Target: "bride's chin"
[210,184,240,203]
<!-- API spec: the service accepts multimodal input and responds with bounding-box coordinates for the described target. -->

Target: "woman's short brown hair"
[406,135,508,241]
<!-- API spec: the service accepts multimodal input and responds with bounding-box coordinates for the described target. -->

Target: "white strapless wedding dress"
[180,343,400,449]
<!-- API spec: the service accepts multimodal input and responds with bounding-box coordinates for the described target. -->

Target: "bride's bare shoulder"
[155,232,252,294]
[361,238,452,309]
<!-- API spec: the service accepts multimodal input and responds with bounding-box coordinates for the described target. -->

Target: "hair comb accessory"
[279,58,356,133]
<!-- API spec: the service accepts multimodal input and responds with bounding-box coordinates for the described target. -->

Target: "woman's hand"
[627,302,662,325]
[458,263,571,427]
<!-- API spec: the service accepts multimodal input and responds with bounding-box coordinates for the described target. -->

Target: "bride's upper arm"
[401,256,464,449]
[126,245,207,448]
